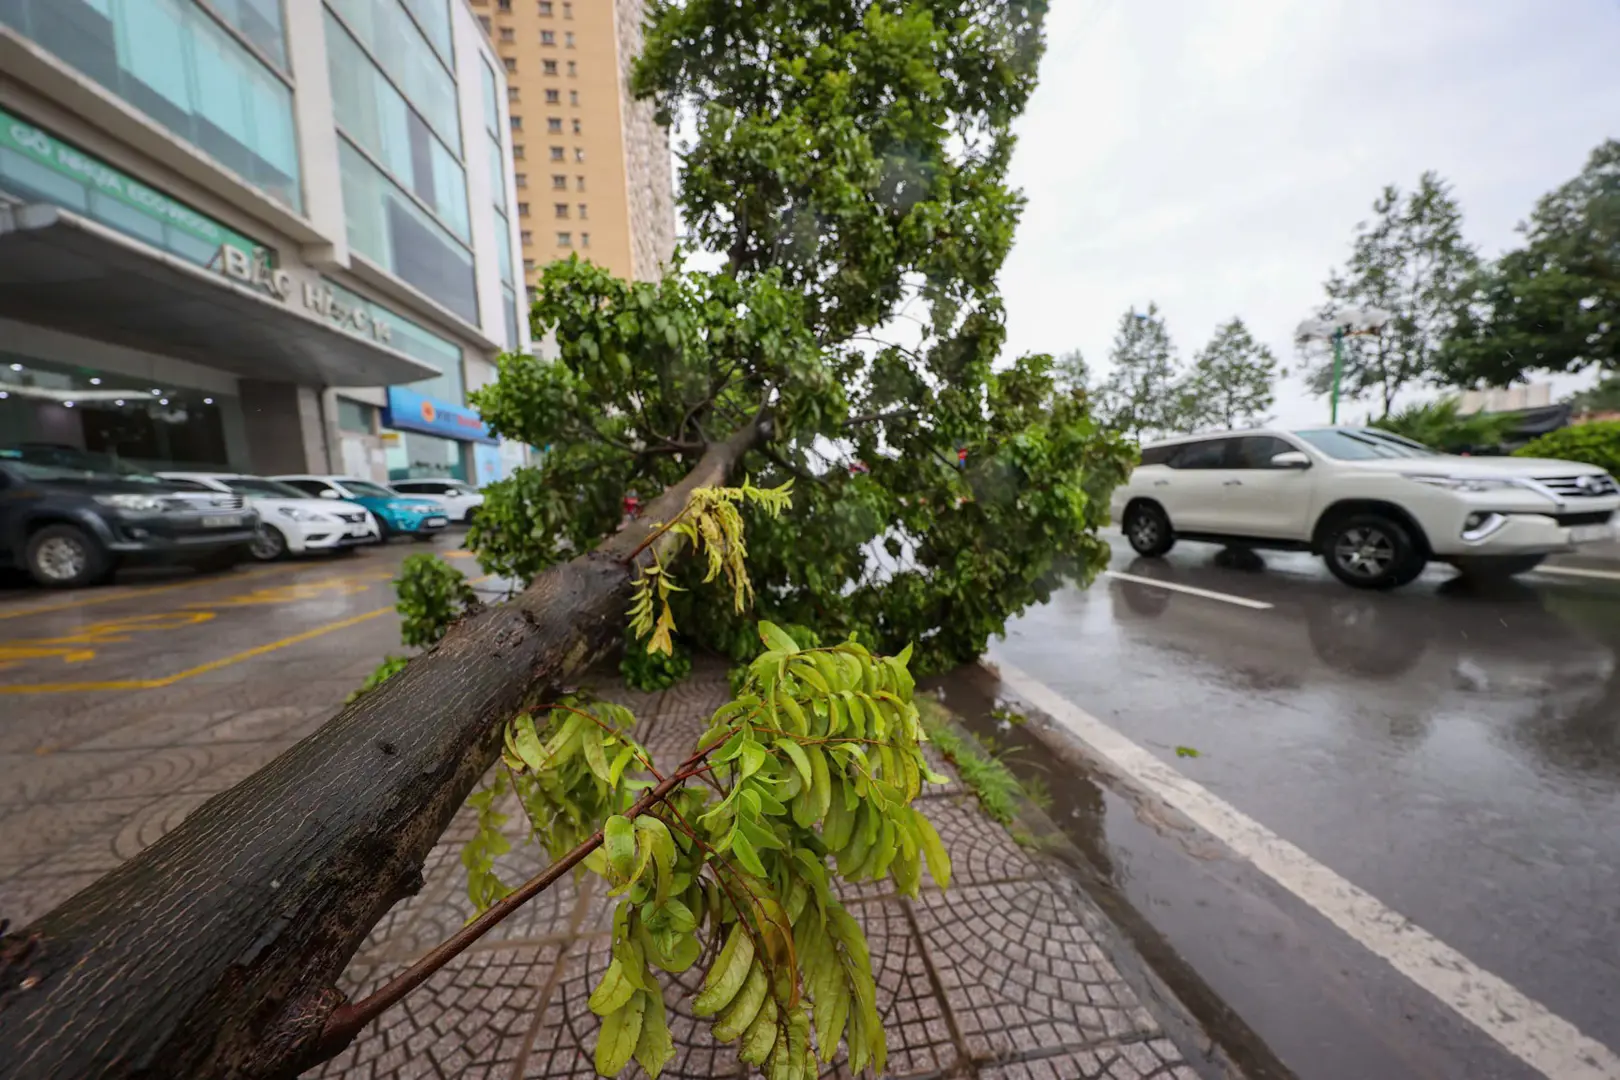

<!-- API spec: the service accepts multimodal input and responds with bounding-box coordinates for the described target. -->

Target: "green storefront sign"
[0,105,259,259]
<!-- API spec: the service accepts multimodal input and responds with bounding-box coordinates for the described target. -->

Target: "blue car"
[272,474,449,542]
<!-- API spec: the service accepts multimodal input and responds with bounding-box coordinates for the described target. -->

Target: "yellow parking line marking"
[0,574,491,693]
[0,608,393,693]
[0,561,317,621]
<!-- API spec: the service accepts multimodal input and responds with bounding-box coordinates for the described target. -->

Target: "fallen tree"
[0,424,761,1080]
[0,2,1135,1076]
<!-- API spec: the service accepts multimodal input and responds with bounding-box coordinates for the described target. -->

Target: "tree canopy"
[1094,304,1181,440]
[468,0,1133,679]
[1183,317,1279,430]
[1441,139,1620,387]
[1308,172,1478,415]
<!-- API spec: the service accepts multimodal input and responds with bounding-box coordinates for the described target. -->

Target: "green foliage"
[916,700,1026,828]
[395,554,477,648]
[1369,396,1516,453]
[1095,305,1183,439]
[1309,172,1478,415]
[346,655,408,704]
[1514,421,1620,476]
[1442,140,1620,386]
[1183,317,1280,430]
[460,0,1134,680]
[467,623,951,1077]
[1569,376,1620,418]
[621,641,693,693]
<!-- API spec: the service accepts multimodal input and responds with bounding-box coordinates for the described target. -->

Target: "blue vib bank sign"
[383,386,497,445]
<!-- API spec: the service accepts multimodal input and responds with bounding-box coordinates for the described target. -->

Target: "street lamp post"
[1294,308,1393,424]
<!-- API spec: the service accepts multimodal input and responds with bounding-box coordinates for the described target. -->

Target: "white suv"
[1109,426,1620,589]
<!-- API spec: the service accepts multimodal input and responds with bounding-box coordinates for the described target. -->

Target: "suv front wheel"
[1123,502,1175,558]
[1321,513,1425,590]
[24,524,111,588]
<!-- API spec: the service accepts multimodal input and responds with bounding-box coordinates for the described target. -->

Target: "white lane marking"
[993,661,1620,1080]
[1102,570,1274,610]
[1534,564,1620,583]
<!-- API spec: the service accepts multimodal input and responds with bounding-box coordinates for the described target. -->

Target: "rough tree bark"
[0,420,765,1080]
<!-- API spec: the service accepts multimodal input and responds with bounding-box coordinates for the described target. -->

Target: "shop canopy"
[0,202,441,388]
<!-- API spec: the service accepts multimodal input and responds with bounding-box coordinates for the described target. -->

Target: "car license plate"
[1570,524,1612,544]
[425,517,448,528]
[201,514,241,528]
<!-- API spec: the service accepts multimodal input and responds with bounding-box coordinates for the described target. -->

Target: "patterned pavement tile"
[910,879,1161,1062]
[913,795,1041,887]
[306,943,565,1080]
[0,871,105,928]
[975,1039,1199,1079]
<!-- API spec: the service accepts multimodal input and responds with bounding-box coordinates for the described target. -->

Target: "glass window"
[223,476,311,498]
[504,56,516,72]
[541,29,554,44]
[557,230,571,246]
[1294,429,1420,460]
[339,138,478,324]
[339,478,396,498]
[1232,436,1297,469]
[385,431,466,481]
[324,278,465,403]
[326,12,470,241]
[503,284,520,350]
[327,0,460,152]
[1168,439,1233,470]
[553,203,568,218]
[481,57,501,137]
[1138,445,1176,467]
[1,0,303,209]
[0,105,264,269]
[494,207,514,285]
[542,59,556,75]
[545,89,559,104]
[208,0,288,70]
[336,397,376,433]
[400,0,453,64]
[281,478,335,496]
[487,135,508,211]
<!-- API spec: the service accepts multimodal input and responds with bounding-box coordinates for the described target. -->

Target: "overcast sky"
[998,0,1620,425]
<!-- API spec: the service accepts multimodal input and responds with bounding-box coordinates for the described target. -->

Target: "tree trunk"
[0,421,764,1080]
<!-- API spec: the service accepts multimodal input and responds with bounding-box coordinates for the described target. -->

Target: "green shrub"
[395,554,478,648]
[620,640,692,691]
[1514,421,1620,475]
[1371,396,1515,453]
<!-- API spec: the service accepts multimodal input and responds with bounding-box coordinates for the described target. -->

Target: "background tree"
[1053,348,1091,394]
[1308,172,1478,415]
[1095,304,1183,439]
[1569,375,1620,417]
[1183,317,1279,429]
[1441,139,1620,387]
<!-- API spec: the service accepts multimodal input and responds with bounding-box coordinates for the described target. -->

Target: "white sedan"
[388,478,485,523]
[158,472,379,560]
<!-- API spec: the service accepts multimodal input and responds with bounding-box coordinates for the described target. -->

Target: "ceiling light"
[151,388,162,395]
[203,397,214,405]
[159,398,170,405]
[63,401,74,408]
[114,399,125,406]
[89,377,101,385]
[8,363,21,372]
[0,391,8,399]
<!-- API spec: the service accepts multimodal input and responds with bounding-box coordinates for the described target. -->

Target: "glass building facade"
[0,0,301,209]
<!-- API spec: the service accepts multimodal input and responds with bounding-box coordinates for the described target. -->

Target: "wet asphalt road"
[970,536,1620,1080]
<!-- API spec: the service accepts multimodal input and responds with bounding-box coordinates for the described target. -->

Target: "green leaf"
[604,815,637,880]
[583,724,613,784]
[510,713,546,771]
[730,829,768,877]
[912,809,951,889]
[594,990,647,1076]
[1175,745,1201,758]
[633,988,675,1078]
[777,737,814,788]
[588,957,638,1016]
[758,621,801,654]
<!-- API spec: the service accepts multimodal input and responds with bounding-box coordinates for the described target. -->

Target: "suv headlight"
[1408,475,1522,493]
[277,506,329,523]
[94,493,164,512]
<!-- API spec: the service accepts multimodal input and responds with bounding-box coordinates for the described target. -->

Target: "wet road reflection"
[969,540,1620,1079]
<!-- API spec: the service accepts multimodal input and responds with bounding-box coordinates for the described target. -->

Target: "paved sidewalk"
[309,662,1208,1080]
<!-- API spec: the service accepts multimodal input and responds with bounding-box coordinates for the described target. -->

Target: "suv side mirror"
[1271,451,1311,469]
[318,489,341,499]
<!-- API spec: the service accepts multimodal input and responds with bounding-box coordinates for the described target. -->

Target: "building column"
[239,380,332,475]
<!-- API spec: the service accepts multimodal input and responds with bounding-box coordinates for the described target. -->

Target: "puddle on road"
[924,664,1295,1080]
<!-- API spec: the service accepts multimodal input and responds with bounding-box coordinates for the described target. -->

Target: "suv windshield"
[340,480,396,499]
[1356,429,1439,455]
[0,459,116,482]
[1,446,163,481]
[224,477,314,500]
[1293,428,1434,460]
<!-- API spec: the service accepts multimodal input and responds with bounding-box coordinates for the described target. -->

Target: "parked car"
[158,472,379,560]
[1110,426,1620,590]
[0,448,260,587]
[271,475,449,542]
[388,478,484,523]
